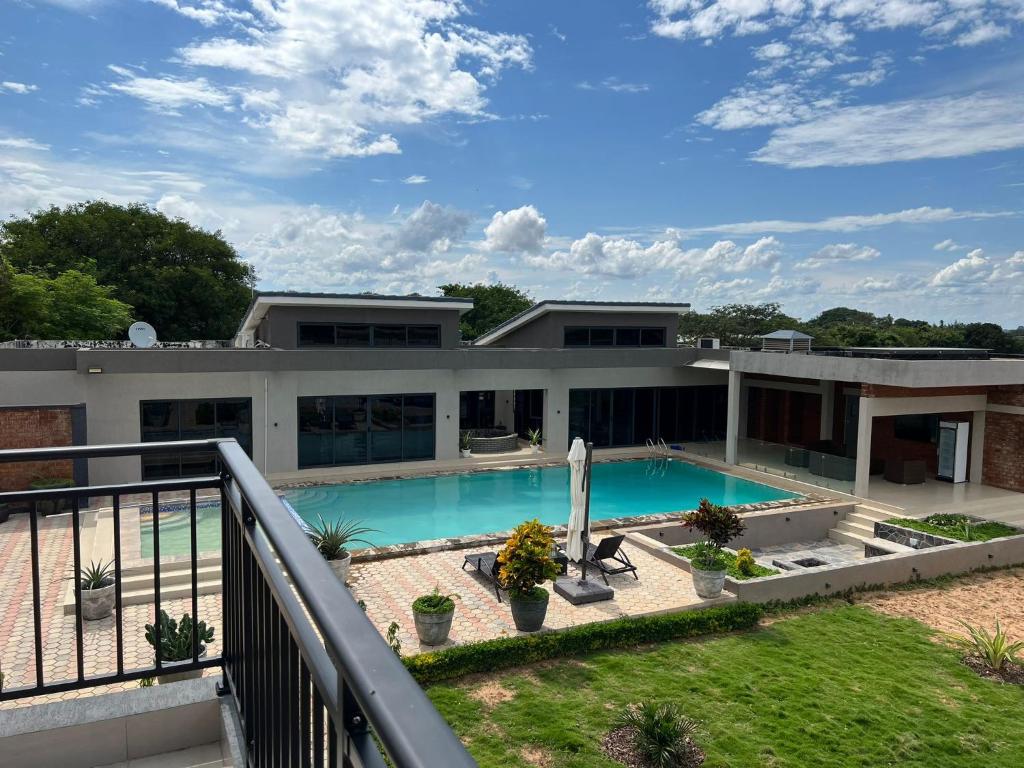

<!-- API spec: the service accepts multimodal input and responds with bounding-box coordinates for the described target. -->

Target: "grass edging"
[403,602,763,684]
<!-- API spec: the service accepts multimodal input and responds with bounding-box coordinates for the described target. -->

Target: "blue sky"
[1,0,1023,325]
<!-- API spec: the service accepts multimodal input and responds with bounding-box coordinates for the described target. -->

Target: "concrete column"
[435,387,461,460]
[725,370,741,464]
[544,386,569,456]
[970,409,986,484]
[819,380,834,440]
[737,381,748,438]
[854,397,874,498]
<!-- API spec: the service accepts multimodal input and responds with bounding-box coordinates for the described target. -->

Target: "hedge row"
[403,601,763,684]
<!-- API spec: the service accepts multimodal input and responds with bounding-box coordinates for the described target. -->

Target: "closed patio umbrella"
[565,437,589,563]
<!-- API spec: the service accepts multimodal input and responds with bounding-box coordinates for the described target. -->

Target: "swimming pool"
[283,459,798,548]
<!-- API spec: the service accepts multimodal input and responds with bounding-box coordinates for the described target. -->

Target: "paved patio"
[348,539,726,653]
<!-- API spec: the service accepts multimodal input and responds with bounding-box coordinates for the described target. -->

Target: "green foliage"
[74,559,115,591]
[438,282,532,340]
[954,620,1024,671]
[307,514,376,559]
[0,201,257,341]
[413,587,458,615]
[527,427,542,446]
[0,261,133,340]
[614,700,699,768]
[673,545,779,580]
[28,477,72,490]
[682,499,745,569]
[404,602,763,683]
[887,515,1018,542]
[735,548,757,577]
[459,430,473,451]
[678,302,800,347]
[144,610,215,662]
[139,677,155,688]
[427,605,1024,767]
[386,621,402,657]
[497,519,560,599]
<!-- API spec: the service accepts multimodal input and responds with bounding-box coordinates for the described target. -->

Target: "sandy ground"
[855,567,1024,640]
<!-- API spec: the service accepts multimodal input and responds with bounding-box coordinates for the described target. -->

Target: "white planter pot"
[82,582,116,621]
[530,444,540,454]
[329,552,352,584]
[691,566,727,599]
[157,648,207,685]
[460,449,472,458]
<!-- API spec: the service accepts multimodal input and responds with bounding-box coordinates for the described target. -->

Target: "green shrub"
[682,498,745,570]
[497,519,560,600]
[887,516,1017,542]
[614,700,699,768]
[735,548,757,577]
[144,610,215,662]
[955,620,1024,671]
[672,546,779,581]
[413,587,458,614]
[404,602,763,684]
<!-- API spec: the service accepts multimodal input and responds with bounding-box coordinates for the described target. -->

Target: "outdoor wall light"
[87,367,103,374]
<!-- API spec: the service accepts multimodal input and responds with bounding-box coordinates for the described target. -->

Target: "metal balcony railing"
[0,439,475,768]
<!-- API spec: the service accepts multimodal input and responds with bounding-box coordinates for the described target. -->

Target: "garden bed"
[884,514,1019,543]
[671,545,779,580]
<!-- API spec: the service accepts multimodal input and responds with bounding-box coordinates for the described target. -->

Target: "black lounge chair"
[583,535,638,585]
[462,552,505,601]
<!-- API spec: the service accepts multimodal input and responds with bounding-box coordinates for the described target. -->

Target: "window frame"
[296,322,442,349]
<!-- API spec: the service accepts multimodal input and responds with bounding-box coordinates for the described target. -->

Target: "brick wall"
[983,411,1024,492]
[988,385,1024,407]
[861,384,989,398]
[0,406,75,492]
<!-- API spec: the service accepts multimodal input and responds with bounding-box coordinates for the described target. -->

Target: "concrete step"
[851,504,896,522]
[64,568,222,615]
[828,527,870,546]
[835,519,875,537]
[96,742,225,767]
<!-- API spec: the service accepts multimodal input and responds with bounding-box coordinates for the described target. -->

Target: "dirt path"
[855,567,1024,640]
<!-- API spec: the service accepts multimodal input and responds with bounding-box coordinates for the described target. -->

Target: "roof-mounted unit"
[761,329,813,353]
[698,337,720,350]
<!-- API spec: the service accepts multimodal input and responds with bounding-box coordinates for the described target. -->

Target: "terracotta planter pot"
[82,582,116,621]
[509,589,549,632]
[691,566,726,599]
[329,552,352,584]
[157,648,207,685]
[413,609,454,646]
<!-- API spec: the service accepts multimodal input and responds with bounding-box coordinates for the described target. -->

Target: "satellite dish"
[128,321,158,349]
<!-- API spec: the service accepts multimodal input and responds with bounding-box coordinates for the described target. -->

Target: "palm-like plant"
[955,620,1024,671]
[307,514,377,560]
[527,428,542,447]
[72,559,115,590]
[614,700,699,768]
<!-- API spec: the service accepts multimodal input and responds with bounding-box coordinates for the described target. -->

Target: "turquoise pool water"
[283,459,797,548]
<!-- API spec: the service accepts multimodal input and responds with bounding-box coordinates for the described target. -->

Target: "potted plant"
[144,610,215,684]
[527,428,542,454]
[412,586,459,646]
[682,498,746,599]
[30,477,72,516]
[497,519,561,632]
[71,559,116,621]
[307,514,377,584]
[460,431,473,458]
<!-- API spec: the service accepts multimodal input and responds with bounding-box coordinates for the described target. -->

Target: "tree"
[439,282,533,340]
[960,323,1019,353]
[0,256,133,339]
[0,201,257,340]
[678,302,802,347]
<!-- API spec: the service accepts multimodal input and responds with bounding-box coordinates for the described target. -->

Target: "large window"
[563,326,667,348]
[140,398,253,479]
[298,394,435,468]
[568,386,727,448]
[297,323,441,349]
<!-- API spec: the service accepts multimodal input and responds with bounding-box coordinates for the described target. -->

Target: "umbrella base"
[554,576,614,605]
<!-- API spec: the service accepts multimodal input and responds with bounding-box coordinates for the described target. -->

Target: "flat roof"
[814,346,991,361]
[473,300,691,346]
[235,291,474,340]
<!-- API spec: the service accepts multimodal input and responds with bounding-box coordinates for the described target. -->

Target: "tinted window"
[564,327,589,346]
[141,398,253,479]
[590,328,615,346]
[641,328,666,346]
[298,323,336,347]
[373,326,407,347]
[616,328,641,346]
[336,324,371,347]
[298,397,334,468]
[407,325,440,347]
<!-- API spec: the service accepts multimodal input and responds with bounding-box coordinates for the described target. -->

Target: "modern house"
[1,292,1023,503]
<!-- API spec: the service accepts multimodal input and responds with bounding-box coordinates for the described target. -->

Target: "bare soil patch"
[467,680,516,711]
[962,656,1024,685]
[854,568,1024,639]
[600,727,704,768]
[519,745,554,767]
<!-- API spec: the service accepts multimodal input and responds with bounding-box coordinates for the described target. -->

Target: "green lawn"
[428,606,1024,767]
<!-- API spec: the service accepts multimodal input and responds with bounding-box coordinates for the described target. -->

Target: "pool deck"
[348,539,731,653]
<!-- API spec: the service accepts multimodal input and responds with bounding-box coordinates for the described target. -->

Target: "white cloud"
[675,206,1013,236]
[755,41,791,59]
[930,248,991,286]
[933,238,964,251]
[754,92,1024,167]
[392,201,471,253]
[484,205,548,254]
[0,137,49,151]
[402,175,429,185]
[148,0,254,27]
[0,81,38,94]
[848,274,924,293]
[578,77,651,93]
[106,65,232,111]
[698,83,838,130]
[955,22,1011,46]
[837,54,892,88]
[797,243,880,268]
